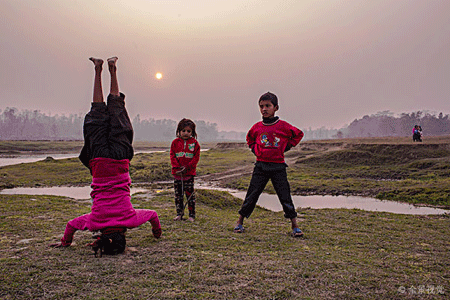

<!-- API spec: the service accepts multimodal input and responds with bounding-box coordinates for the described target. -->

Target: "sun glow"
[155,72,163,80]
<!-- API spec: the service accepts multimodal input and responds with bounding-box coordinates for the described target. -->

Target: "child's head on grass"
[90,227,127,257]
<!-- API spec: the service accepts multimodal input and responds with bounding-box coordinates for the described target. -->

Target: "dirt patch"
[214,142,248,149]
[198,164,254,184]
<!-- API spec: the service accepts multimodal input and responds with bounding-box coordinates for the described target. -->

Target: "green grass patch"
[1,138,450,207]
[129,148,253,183]
[222,141,450,207]
[0,157,90,188]
[0,140,84,154]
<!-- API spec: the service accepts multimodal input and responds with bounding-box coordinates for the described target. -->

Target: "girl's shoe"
[292,227,304,237]
[173,215,182,221]
[234,224,244,233]
[188,217,195,222]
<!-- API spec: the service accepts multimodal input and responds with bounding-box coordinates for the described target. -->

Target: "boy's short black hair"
[259,92,278,107]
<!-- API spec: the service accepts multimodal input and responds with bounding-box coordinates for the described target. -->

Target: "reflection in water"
[1,184,448,215]
[0,150,168,167]
[196,184,449,215]
[0,154,78,167]
[230,191,449,215]
[0,186,147,200]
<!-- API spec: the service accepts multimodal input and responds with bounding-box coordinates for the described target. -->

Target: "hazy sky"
[1,0,449,131]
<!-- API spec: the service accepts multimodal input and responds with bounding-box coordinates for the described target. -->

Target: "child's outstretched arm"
[49,223,77,248]
[49,214,89,248]
[149,212,162,238]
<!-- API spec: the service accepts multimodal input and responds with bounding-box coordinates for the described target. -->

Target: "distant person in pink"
[50,57,161,256]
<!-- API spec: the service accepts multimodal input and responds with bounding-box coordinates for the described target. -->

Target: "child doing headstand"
[234,92,305,237]
[50,57,161,255]
[170,119,200,222]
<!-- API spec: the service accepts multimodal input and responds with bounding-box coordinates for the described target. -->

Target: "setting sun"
[155,72,163,80]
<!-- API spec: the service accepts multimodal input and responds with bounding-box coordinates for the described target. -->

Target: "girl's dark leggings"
[79,93,134,168]
[174,177,196,218]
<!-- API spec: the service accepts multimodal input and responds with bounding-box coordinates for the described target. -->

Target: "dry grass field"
[0,137,449,299]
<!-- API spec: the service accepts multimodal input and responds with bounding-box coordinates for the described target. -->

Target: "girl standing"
[170,119,200,222]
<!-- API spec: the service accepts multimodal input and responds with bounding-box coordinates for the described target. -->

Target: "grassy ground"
[1,191,449,299]
[1,137,450,299]
[0,140,84,155]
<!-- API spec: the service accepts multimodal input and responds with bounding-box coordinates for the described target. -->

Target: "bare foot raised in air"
[89,57,103,69]
[107,56,118,72]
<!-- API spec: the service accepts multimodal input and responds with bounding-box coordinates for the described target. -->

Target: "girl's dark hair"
[91,228,127,257]
[176,118,197,139]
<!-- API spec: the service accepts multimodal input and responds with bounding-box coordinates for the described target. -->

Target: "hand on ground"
[152,228,162,239]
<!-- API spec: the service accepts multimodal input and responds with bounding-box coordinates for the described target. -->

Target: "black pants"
[79,93,134,168]
[239,163,297,219]
[174,177,196,218]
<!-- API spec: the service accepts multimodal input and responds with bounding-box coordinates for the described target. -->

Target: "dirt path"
[197,165,254,184]
[196,154,307,185]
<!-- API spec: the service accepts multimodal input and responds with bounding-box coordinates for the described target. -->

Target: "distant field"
[1,135,448,153]
[0,140,221,155]
[300,135,450,145]
[1,136,449,207]
[216,136,450,208]
[0,140,84,155]
[0,140,170,155]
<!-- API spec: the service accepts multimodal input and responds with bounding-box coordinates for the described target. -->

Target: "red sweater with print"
[170,137,200,176]
[247,119,304,163]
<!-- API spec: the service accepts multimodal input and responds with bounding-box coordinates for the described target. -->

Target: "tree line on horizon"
[0,108,221,142]
[0,107,449,141]
[344,111,450,138]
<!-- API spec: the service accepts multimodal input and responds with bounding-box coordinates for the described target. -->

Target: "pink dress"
[60,158,160,245]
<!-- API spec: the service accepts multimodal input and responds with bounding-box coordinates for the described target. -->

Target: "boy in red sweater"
[234,92,304,237]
